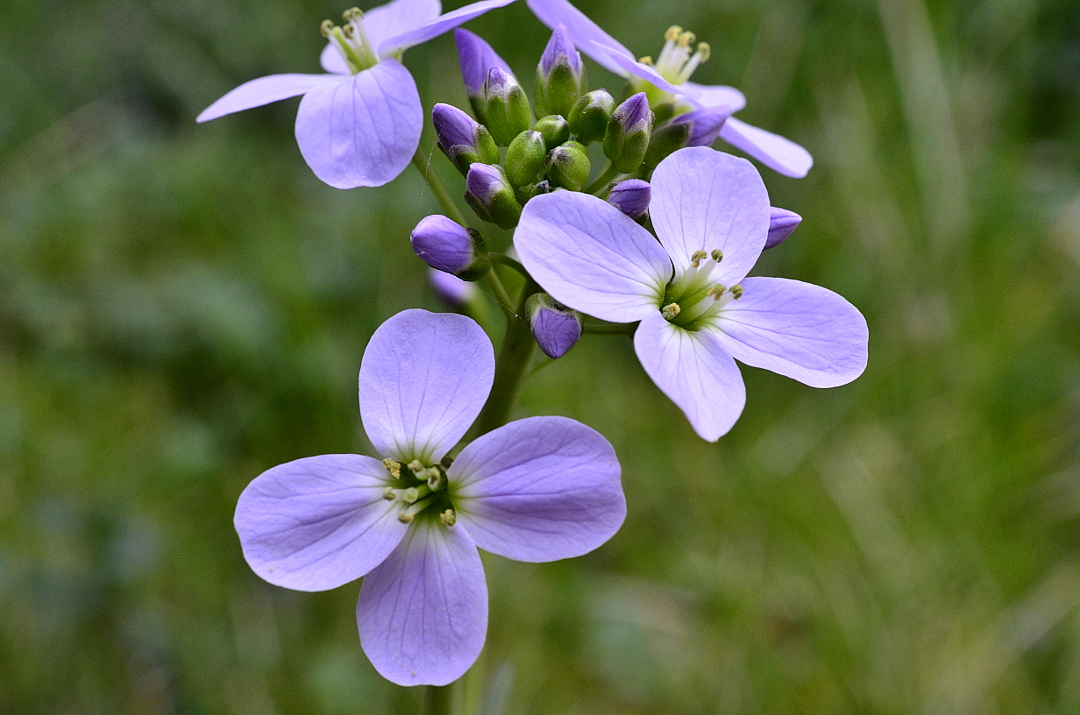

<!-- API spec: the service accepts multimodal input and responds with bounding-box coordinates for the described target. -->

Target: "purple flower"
[525,0,813,178]
[234,309,625,685]
[515,147,867,441]
[766,207,802,249]
[606,179,651,219]
[526,293,583,358]
[411,214,490,280]
[197,0,514,188]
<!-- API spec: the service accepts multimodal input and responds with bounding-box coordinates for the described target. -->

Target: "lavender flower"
[525,0,813,177]
[526,293,583,358]
[197,0,513,188]
[766,207,802,249]
[515,147,867,441]
[234,309,625,685]
[606,179,651,219]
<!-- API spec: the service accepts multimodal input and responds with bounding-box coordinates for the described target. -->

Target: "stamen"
[383,487,397,501]
[696,42,711,62]
[426,467,445,491]
[407,459,425,476]
[343,7,363,21]
[342,23,354,39]
[440,509,457,527]
[638,56,654,66]
[690,250,707,268]
[665,26,683,41]
[320,20,335,37]
[730,284,743,300]
[675,42,710,84]
[678,31,695,47]
[707,284,727,300]
[382,458,401,478]
[711,249,723,262]
[661,303,681,320]
[398,494,438,523]
[403,483,432,504]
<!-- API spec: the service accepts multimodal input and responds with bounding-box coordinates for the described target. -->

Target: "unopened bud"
[765,207,802,249]
[644,105,732,167]
[606,179,651,219]
[568,89,615,144]
[603,92,653,172]
[455,29,512,122]
[526,293,583,358]
[465,163,521,229]
[432,103,499,175]
[482,67,533,146]
[535,24,585,118]
[546,140,591,191]
[529,179,554,198]
[533,114,570,150]
[504,130,548,187]
[411,215,490,281]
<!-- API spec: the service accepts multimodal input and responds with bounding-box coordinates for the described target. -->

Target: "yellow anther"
[691,250,707,267]
[403,487,420,503]
[707,284,727,300]
[397,511,414,524]
[661,303,681,320]
[440,509,457,527]
[383,487,396,501]
[381,458,401,478]
[730,284,743,300]
[320,19,335,37]
[665,26,683,41]
[711,249,723,262]
[678,31,695,47]
[407,459,425,474]
[342,23,354,38]
[638,56,654,66]
[343,7,363,20]
[696,42,711,62]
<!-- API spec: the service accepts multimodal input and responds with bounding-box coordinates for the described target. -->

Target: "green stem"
[476,277,541,435]
[585,161,622,195]
[412,147,469,227]
[483,267,516,316]
[425,683,454,715]
[583,321,636,335]
[489,253,528,277]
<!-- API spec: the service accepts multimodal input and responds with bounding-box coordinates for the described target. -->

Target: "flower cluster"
[206,0,868,690]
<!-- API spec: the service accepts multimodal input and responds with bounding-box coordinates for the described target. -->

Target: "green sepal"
[568,89,615,144]
[504,130,548,187]
[533,115,571,151]
[546,140,591,191]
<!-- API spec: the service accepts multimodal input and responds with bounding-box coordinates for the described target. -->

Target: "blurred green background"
[3,0,1080,712]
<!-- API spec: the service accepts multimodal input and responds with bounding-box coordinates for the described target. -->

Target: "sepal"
[603,92,652,173]
[505,130,548,187]
[546,140,591,191]
[433,103,500,175]
[568,89,615,144]
[465,163,522,229]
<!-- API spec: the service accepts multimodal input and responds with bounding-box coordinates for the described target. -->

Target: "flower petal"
[363,0,442,52]
[320,43,351,75]
[196,74,339,123]
[592,43,700,98]
[634,311,745,442]
[712,277,868,387]
[359,309,494,464]
[719,116,813,178]
[234,454,408,591]
[682,81,746,112]
[295,59,421,188]
[450,416,625,562]
[358,519,487,686]
[650,147,770,282]
[378,0,518,56]
[526,0,633,75]
[515,191,671,323]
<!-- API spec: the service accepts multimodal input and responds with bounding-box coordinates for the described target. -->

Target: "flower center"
[629,26,711,105]
[381,457,457,526]
[660,249,742,329]
[322,7,380,74]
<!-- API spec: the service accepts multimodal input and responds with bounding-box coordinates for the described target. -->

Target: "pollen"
[343,7,363,20]
[730,284,744,300]
[320,19,335,37]
[440,509,457,527]
[677,31,695,47]
[382,458,401,478]
[711,249,723,262]
[661,303,681,320]
[691,250,708,267]
[696,42,711,62]
[665,26,683,41]
[639,56,654,66]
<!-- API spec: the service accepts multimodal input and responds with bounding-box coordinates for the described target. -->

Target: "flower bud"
[482,67,534,146]
[568,89,615,144]
[504,130,548,187]
[411,214,490,280]
[546,140,591,191]
[529,179,554,198]
[428,268,476,307]
[765,207,802,250]
[432,103,500,175]
[644,105,732,167]
[455,29,512,122]
[465,163,521,229]
[533,114,570,150]
[526,293,583,359]
[603,92,653,173]
[534,24,585,119]
[606,179,651,220]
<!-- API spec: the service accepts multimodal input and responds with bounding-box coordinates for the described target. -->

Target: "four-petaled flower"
[197,0,514,188]
[526,0,813,178]
[234,309,626,686]
[515,147,867,441]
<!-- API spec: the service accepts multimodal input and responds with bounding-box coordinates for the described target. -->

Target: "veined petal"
[234,454,408,591]
[593,43,700,98]
[357,519,487,686]
[379,0,517,56]
[719,116,813,178]
[712,277,868,387]
[295,59,421,188]
[196,74,339,123]
[526,0,633,75]
[650,147,770,282]
[364,0,442,53]
[634,311,745,442]
[359,309,494,464]
[451,416,625,562]
[515,191,672,323]
[682,81,746,113]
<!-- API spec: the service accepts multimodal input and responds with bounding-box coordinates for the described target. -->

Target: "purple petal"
[196,74,338,123]
[320,43,351,75]
[719,116,813,178]
[295,59,421,188]
[634,311,745,442]
[357,519,487,686]
[363,0,442,53]
[712,277,868,387]
[451,416,625,562]
[649,147,770,282]
[515,191,672,323]
[428,268,477,306]
[379,0,518,57]
[526,0,633,74]
[765,207,802,249]
[455,28,513,95]
[682,82,747,112]
[359,309,494,464]
[592,43,700,98]
[235,454,408,591]
[540,24,582,74]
